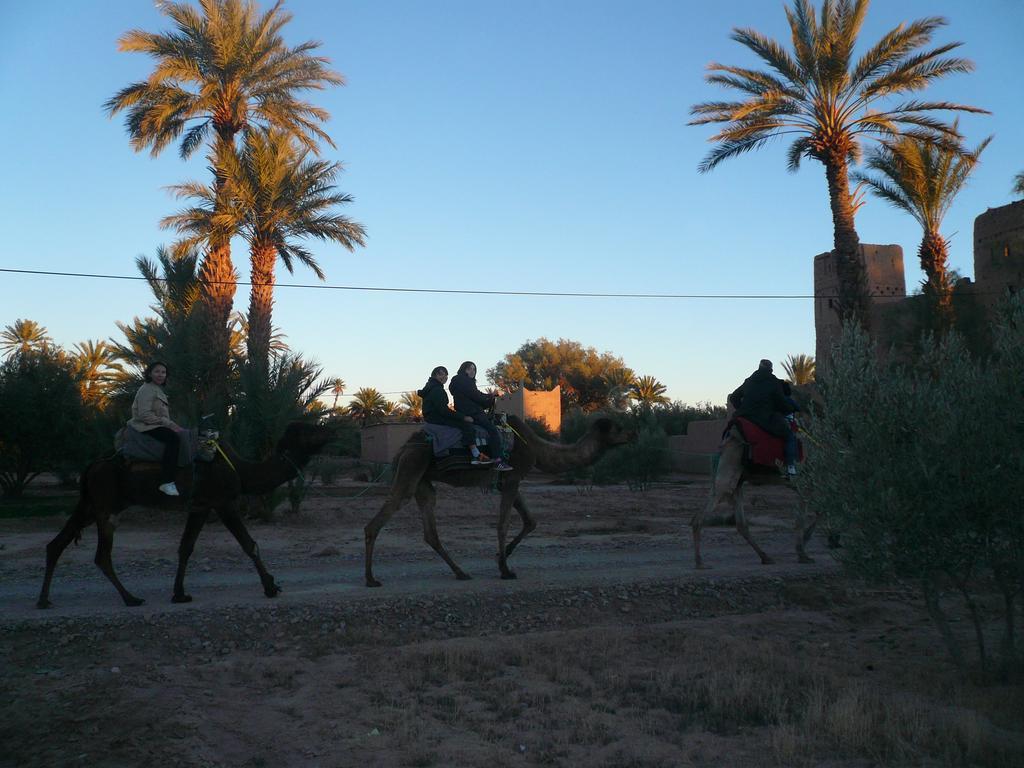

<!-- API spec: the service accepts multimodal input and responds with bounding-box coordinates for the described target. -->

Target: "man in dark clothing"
[449,361,512,471]
[729,359,798,475]
[418,366,487,462]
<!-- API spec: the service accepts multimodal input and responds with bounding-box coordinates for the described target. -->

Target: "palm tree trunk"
[247,242,277,374]
[823,151,870,326]
[918,229,954,330]
[197,241,236,418]
[197,130,239,419]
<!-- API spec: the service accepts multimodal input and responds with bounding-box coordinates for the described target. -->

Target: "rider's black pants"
[146,427,180,482]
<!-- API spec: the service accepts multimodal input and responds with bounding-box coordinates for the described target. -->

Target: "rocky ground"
[1,479,1021,767]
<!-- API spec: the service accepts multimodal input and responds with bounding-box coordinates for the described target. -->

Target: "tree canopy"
[487,338,637,413]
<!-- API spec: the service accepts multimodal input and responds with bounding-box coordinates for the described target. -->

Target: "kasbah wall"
[814,199,1024,360]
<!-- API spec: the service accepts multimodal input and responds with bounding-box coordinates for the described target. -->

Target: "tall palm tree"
[630,375,670,411]
[105,0,344,413]
[399,391,423,420]
[690,0,985,325]
[0,319,52,357]
[852,131,990,326]
[329,378,346,409]
[346,387,387,425]
[1013,171,1024,199]
[164,129,365,372]
[781,353,816,385]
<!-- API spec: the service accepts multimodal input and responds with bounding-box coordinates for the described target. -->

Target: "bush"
[799,295,1024,675]
[651,400,726,436]
[592,425,671,491]
[0,350,88,497]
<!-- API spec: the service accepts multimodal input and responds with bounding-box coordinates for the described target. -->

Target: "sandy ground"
[1,478,1022,767]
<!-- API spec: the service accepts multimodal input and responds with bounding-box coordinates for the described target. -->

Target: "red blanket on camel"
[732,417,803,468]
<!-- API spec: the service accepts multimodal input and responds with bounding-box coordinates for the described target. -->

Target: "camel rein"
[280,451,306,484]
[213,442,236,473]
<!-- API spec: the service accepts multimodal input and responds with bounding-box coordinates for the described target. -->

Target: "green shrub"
[0,349,88,497]
[799,294,1024,674]
[592,426,671,491]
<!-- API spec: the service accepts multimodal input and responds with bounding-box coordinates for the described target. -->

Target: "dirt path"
[3,482,1020,768]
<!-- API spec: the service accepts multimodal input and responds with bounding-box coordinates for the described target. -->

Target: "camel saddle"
[728,417,803,469]
[113,427,215,470]
[417,422,514,473]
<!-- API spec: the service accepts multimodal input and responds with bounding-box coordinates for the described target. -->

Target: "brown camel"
[364,414,634,586]
[691,421,817,569]
[36,421,335,608]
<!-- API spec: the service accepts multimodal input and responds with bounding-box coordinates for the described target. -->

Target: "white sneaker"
[786,465,797,478]
[158,482,180,496]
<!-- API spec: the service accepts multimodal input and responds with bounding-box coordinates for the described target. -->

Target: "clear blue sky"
[1,0,1021,404]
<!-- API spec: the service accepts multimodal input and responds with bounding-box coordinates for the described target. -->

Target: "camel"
[364,413,634,587]
[691,384,825,569]
[36,421,335,608]
[690,421,818,569]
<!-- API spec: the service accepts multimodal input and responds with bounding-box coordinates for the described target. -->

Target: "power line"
[0,266,857,300]
[2,266,1010,298]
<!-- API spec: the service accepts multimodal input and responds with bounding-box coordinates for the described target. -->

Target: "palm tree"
[346,387,388,425]
[781,353,816,385]
[0,319,52,357]
[105,0,344,413]
[1013,171,1024,199]
[852,131,990,327]
[329,378,346,409]
[164,129,365,372]
[399,391,423,420]
[690,0,985,325]
[108,247,208,422]
[72,340,121,408]
[604,367,636,410]
[630,375,670,412]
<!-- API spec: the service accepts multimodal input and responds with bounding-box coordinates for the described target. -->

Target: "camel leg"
[364,486,413,588]
[94,517,145,607]
[734,486,774,565]
[37,502,93,609]
[496,488,519,579]
[691,493,719,570]
[795,497,816,564]
[218,504,280,597]
[416,481,471,581]
[504,491,537,557]
[172,507,209,603]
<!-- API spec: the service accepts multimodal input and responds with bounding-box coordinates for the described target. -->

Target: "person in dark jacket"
[418,366,491,464]
[449,361,512,471]
[729,359,798,476]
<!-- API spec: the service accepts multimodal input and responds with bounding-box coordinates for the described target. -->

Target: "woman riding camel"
[127,361,186,496]
[418,365,493,465]
[450,361,512,471]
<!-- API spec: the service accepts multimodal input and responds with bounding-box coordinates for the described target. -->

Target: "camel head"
[276,421,336,459]
[590,417,636,448]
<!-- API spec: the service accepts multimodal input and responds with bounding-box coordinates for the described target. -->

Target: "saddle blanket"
[422,423,509,458]
[114,426,197,467]
[732,417,803,467]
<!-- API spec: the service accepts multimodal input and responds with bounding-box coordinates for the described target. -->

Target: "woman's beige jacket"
[127,382,174,432]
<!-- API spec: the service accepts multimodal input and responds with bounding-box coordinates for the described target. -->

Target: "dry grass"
[359,622,1024,767]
